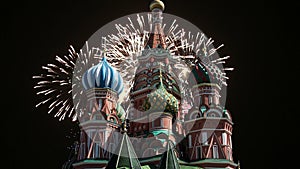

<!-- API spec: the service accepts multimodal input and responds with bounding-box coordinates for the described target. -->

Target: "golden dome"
[149,0,165,11]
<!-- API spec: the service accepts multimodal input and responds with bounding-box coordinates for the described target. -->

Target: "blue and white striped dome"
[82,57,124,95]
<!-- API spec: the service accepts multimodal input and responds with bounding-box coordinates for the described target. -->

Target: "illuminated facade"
[63,1,238,169]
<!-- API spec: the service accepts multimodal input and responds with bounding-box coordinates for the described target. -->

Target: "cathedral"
[63,0,238,168]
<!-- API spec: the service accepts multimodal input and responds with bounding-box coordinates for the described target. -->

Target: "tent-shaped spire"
[146,0,166,49]
[106,132,141,169]
[158,140,180,169]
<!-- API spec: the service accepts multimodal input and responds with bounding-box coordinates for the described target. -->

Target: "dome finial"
[150,0,165,11]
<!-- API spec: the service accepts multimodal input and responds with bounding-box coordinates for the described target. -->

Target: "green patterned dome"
[143,81,178,116]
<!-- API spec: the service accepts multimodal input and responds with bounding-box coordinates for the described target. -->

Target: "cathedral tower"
[182,62,237,168]
[128,0,185,161]
[73,57,125,168]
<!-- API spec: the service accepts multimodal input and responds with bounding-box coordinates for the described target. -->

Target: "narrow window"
[188,135,192,148]
[202,132,208,145]
[222,132,227,145]
[196,146,202,159]
[227,149,231,160]
[98,99,102,111]
[199,96,202,105]
[89,101,93,111]
[97,143,100,158]
[161,118,164,128]
[93,143,99,158]
[87,131,92,150]
[79,143,83,159]
[82,143,86,159]
[213,145,219,158]
[209,96,213,105]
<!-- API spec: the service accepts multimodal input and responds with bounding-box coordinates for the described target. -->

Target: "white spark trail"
[33,13,233,122]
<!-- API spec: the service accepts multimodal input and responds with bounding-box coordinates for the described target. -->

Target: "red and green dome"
[191,62,213,84]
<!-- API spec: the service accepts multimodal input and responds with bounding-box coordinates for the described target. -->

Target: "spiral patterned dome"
[82,57,124,95]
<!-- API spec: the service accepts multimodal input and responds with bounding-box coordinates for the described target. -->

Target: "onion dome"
[191,62,213,84]
[82,57,124,95]
[191,61,226,87]
[143,70,178,116]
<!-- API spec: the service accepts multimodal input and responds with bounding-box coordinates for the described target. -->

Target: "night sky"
[4,0,288,168]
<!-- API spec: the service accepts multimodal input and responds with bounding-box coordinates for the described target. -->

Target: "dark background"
[4,0,289,168]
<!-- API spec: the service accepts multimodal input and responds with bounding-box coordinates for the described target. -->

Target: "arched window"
[213,145,219,158]
[208,96,213,105]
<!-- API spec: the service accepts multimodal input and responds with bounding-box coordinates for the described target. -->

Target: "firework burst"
[102,13,233,105]
[33,12,233,121]
[33,42,101,121]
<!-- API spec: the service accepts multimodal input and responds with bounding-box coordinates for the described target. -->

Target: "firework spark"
[103,13,233,105]
[33,42,101,121]
[33,12,233,121]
